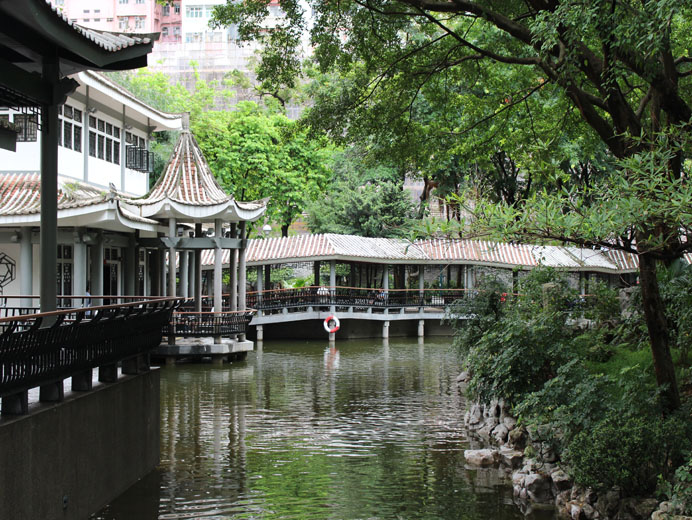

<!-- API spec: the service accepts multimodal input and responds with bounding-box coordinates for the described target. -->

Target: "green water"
[95,338,556,519]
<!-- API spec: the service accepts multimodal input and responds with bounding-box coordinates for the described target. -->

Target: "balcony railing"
[0,297,180,415]
[246,286,471,313]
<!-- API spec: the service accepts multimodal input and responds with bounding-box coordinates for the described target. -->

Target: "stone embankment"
[457,372,688,520]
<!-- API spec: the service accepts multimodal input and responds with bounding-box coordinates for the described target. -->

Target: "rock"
[570,503,585,520]
[503,416,517,430]
[512,471,526,487]
[616,497,658,520]
[524,473,553,503]
[478,420,498,440]
[555,490,571,511]
[499,446,524,469]
[508,426,528,450]
[464,449,498,466]
[584,488,598,506]
[550,469,572,494]
[456,371,470,383]
[492,423,510,444]
[468,404,482,425]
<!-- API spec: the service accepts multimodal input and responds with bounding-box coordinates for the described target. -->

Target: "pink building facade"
[50,0,181,42]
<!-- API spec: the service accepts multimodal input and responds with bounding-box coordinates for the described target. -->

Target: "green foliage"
[660,456,692,515]
[192,102,334,234]
[306,148,416,238]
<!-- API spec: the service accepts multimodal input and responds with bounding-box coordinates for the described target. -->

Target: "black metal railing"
[163,310,255,338]
[0,298,180,412]
[246,286,471,312]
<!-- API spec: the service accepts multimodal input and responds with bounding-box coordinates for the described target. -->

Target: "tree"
[193,102,334,236]
[212,0,692,410]
[307,148,416,237]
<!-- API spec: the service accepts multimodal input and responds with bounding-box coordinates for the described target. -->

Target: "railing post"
[39,380,64,402]
[1,391,28,415]
[72,369,93,391]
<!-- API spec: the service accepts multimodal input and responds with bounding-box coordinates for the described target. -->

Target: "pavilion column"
[419,265,425,307]
[160,248,167,297]
[180,251,189,299]
[168,218,177,299]
[329,260,336,313]
[214,219,223,314]
[187,250,195,300]
[19,227,33,309]
[230,223,238,312]
[194,224,202,312]
[264,264,271,291]
[238,222,247,341]
[123,234,136,296]
[89,233,103,307]
[72,229,87,306]
[150,249,160,296]
[39,56,60,312]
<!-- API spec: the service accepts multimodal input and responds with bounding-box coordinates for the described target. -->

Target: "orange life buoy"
[323,315,340,334]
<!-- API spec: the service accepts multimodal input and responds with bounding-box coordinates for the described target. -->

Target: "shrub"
[660,456,692,515]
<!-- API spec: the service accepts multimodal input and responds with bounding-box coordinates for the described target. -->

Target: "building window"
[94,9,100,13]
[94,18,100,22]
[125,131,152,172]
[83,9,89,13]
[136,0,144,4]
[162,5,170,16]
[186,6,202,18]
[57,245,73,297]
[185,32,202,43]
[83,18,90,22]
[55,0,64,5]
[118,17,129,30]
[119,0,128,3]
[134,16,145,30]
[14,114,37,142]
[173,26,181,36]
[88,116,120,165]
[107,17,113,22]
[174,4,180,14]
[162,26,169,36]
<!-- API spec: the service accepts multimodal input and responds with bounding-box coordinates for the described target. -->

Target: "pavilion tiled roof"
[123,130,267,222]
[0,172,108,215]
[199,233,642,273]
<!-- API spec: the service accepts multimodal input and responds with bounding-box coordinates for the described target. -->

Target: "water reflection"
[95,338,556,520]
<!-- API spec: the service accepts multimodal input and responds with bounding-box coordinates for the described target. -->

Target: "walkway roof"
[121,131,267,223]
[200,233,648,274]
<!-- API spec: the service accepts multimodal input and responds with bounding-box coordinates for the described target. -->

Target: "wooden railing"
[164,310,255,338]
[0,297,181,415]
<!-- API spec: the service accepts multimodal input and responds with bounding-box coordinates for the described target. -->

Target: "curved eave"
[121,198,267,223]
[0,200,159,232]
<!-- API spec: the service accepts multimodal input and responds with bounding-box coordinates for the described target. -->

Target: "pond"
[94,338,556,519]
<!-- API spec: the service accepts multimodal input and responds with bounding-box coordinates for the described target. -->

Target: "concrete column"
[19,227,33,309]
[256,265,263,314]
[168,218,177,299]
[256,324,263,341]
[123,235,136,296]
[73,231,87,306]
[418,319,425,337]
[39,57,60,313]
[160,250,167,297]
[187,249,195,299]
[89,234,103,306]
[214,219,223,314]
[329,260,336,313]
[180,251,189,299]
[314,261,321,287]
[230,223,238,311]
[419,265,425,308]
[194,223,202,312]
[383,264,389,314]
[238,222,247,310]
[84,86,90,183]
[383,320,390,339]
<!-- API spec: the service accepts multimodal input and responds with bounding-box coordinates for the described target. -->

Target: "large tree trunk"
[637,251,681,411]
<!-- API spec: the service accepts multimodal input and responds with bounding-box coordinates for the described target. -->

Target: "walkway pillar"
[329,260,336,313]
[89,233,103,306]
[383,264,389,315]
[314,261,321,287]
[419,265,425,308]
[194,223,202,312]
[256,265,263,315]
[19,227,33,309]
[187,249,195,299]
[418,320,425,337]
[238,222,248,341]
[150,249,160,296]
[39,56,60,312]
[180,250,189,299]
[73,231,87,306]
[230,223,238,312]
[160,249,167,297]
[383,320,390,339]
[168,218,177,299]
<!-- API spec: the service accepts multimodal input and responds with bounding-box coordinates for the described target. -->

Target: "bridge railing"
[0,297,181,415]
[246,286,472,312]
[164,310,255,338]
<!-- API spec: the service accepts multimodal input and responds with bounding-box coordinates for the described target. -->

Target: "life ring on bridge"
[323,315,340,334]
